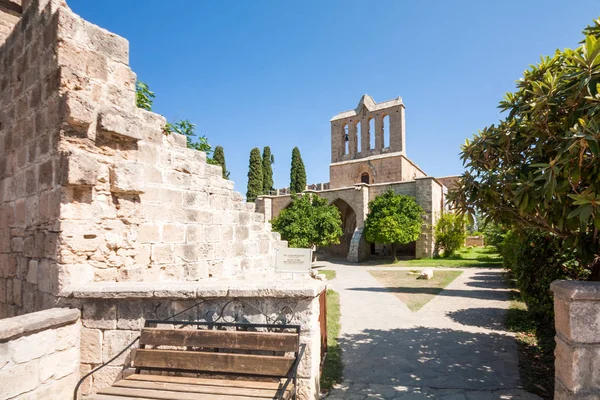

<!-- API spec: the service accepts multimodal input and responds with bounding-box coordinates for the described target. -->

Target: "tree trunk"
[392,243,397,262]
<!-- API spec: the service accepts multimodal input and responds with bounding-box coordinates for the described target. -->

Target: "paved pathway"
[319,262,542,400]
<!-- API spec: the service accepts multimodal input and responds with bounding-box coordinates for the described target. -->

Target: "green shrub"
[483,223,508,251]
[500,230,589,322]
[434,213,467,258]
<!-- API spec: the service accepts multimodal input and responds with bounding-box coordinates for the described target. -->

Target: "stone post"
[375,115,384,151]
[360,117,370,153]
[551,280,600,400]
[348,122,358,156]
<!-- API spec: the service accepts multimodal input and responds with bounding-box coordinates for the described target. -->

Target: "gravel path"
[319,262,542,400]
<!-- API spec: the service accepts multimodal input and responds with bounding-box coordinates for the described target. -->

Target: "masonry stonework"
[259,96,455,261]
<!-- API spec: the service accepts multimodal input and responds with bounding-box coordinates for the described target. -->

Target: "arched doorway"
[320,199,357,258]
[361,172,370,184]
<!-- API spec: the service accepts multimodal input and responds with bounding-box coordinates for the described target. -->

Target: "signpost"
[275,247,312,274]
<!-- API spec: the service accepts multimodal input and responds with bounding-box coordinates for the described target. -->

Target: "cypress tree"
[262,146,274,194]
[212,145,230,179]
[246,148,263,202]
[290,147,307,193]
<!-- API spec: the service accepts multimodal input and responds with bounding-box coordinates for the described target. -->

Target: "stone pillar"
[360,117,370,153]
[347,184,369,262]
[330,121,344,162]
[348,122,358,156]
[375,115,384,151]
[551,280,600,400]
[415,177,441,258]
[389,105,406,154]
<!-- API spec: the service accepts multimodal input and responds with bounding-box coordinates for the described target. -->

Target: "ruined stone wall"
[551,281,600,400]
[0,0,20,44]
[329,154,426,189]
[0,308,81,399]
[0,0,280,318]
[415,177,444,258]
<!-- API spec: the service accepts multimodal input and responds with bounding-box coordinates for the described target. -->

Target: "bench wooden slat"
[125,374,283,390]
[133,349,294,377]
[98,386,273,400]
[88,395,156,400]
[114,379,291,398]
[140,328,298,352]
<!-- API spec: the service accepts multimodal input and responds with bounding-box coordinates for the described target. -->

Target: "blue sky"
[68,1,599,192]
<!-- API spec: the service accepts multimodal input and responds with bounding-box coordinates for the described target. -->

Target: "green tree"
[246,148,263,202]
[434,213,467,257]
[212,146,230,179]
[364,191,424,261]
[262,146,274,194]
[449,19,600,280]
[164,120,213,156]
[135,80,155,111]
[272,195,343,250]
[290,147,307,194]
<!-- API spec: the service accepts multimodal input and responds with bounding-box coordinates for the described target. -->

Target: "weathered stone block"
[103,329,138,365]
[83,301,117,329]
[60,149,98,186]
[10,328,57,363]
[0,361,39,399]
[80,327,102,363]
[110,161,144,194]
[97,105,142,140]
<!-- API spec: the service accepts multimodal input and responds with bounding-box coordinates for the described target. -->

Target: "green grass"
[320,289,342,391]
[393,246,502,268]
[505,287,555,398]
[318,270,336,280]
[369,270,463,311]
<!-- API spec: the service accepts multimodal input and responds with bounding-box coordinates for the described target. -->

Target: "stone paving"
[319,262,542,400]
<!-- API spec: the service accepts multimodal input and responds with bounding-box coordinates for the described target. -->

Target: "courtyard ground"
[318,261,543,400]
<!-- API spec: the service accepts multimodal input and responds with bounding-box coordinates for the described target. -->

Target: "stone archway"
[320,199,357,258]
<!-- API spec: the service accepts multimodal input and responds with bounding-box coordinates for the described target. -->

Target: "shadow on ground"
[334,326,533,399]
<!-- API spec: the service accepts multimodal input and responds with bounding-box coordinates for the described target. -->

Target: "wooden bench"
[77,321,305,400]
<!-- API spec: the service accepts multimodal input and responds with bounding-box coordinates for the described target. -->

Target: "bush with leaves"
[364,191,424,260]
[449,19,600,280]
[135,80,155,111]
[271,195,343,249]
[500,230,589,321]
[434,213,467,257]
[290,147,306,194]
[246,148,263,202]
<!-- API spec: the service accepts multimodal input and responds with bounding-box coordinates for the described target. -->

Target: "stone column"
[347,184,370,262]
[348,122,358,156]
[361,117,370,153]
[375,115,384,151]
[551,280,600,400]
[415,177,438,258]
[389,105,406,154]
[330,121,344,162]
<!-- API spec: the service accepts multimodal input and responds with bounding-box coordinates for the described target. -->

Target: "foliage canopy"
[212,146,230,179]
[449,19,600,278]
[262,146,274,194]
[290,147,307,194]
[246,148,263,202]
[135,80,155,111]
[434,213,467,257]
[364,191,424,259]
[272,195,343,249]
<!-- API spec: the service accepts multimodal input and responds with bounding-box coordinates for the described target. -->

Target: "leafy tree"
[272,195,343,250]
[449,19,600,280]
[290,147,307,193]
[364,191,424,260]
[164,120,213,156]
[262,146,274,194]
[246,148,263,202]
[434,213,467,257]
[212,146,230,179]
[135,80,155,111]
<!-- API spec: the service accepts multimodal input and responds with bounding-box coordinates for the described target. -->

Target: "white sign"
[275,248,312,273]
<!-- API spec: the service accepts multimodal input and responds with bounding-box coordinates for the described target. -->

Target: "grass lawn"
[393,246,502,268]
[505,287,555,398]
[320,289,342,391]
[369,270,463,311]
[318,269,336,280]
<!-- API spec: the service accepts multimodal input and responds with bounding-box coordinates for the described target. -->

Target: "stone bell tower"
[328,95,424,189]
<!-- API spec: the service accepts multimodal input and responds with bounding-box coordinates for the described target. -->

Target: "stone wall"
[551,280,600,400]
[0,0,281,318]
[329,153,426,189]
[70,278,324,399]
[0,0,20,43]
[0,307,81,399]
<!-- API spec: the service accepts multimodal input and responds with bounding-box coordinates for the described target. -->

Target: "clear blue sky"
[68,1,599,191]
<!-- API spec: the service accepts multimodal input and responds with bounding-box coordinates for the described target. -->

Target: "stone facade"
[0,0,282,318]
[551,280,600,400]
[258,96,456,261]
[0,307,81,399]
